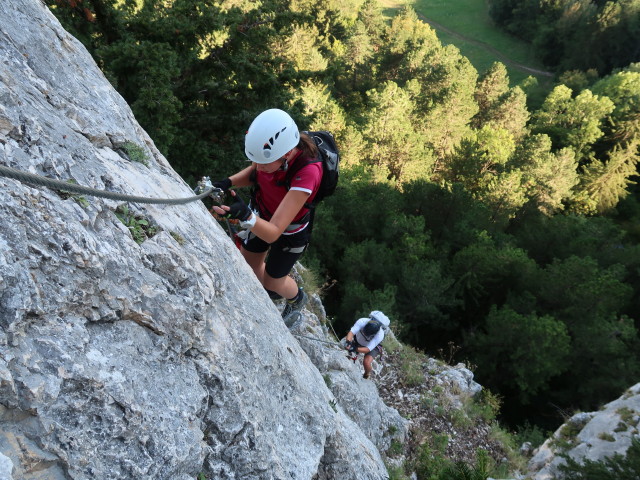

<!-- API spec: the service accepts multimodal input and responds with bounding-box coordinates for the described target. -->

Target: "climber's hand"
[212,178,232,193]
[225,191,252,221]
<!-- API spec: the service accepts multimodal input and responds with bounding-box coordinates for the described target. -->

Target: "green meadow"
[381,0,552,86]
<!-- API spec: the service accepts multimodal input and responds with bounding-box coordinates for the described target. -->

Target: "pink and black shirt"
[253,152,323,235]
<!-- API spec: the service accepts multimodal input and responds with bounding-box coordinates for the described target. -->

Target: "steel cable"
[0,164,212,205]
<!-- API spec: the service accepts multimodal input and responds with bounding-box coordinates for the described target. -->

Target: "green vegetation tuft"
[598,432,616,442]
[382,333,402,352]
[388,438,404,456]
[114,204,158,244]
[617,407,635,424]
[121,141,150,167]
[170,231,185,245]
[489,425,527,473]
[438,448,491,480]
[58,179,89,207]
[413,443,451,479]
[386,464,411,480]
[515,421,549,450]
[297,264,322,298]
[551,421,584,453]
[464,389,502,424]
[397,344,425,387]
[614,422,628,433]
[410,439,504,480]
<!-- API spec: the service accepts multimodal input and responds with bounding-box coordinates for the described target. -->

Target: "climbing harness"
[0,164,214,205]
[345,340,359,363]
[344,339,385,363]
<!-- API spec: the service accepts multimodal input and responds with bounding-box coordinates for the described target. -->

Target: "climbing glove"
[226,195,252,222]
[212,177,232,193]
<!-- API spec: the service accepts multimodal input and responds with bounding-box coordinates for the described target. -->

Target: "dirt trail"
[419,14,554,78]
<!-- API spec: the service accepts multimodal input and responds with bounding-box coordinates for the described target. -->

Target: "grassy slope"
[380,0,552,86]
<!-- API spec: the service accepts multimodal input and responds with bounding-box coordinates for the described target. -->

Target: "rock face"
[0,1,404,479]
[527,383,640,479]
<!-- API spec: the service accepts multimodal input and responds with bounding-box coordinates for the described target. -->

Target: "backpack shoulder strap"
[281,154,321,189]
[283,157,322,212]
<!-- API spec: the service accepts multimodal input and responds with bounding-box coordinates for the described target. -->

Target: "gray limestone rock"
[0,1,390,478]
[527,383,640,480]
[0,452,13,480]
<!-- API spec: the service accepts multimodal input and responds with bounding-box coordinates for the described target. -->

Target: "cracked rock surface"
[0,2,391,478]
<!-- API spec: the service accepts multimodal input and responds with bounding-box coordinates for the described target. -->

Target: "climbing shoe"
[282,289,308,327]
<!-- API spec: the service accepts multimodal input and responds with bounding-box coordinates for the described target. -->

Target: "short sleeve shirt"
[254,153,323,226]
[351,317,385,351]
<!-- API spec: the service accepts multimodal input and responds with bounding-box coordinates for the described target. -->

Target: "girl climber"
[211,108,322,325]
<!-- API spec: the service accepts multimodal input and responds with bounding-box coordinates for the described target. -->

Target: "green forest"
[489,0,640,74]
[48,0,640,435]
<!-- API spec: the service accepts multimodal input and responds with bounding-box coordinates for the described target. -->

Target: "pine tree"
[513,134,578,215]
[482,87,530,140]
[271,24,328,73]
[530,85,615,162]
[379,7,440,84]
[416,48,479,161]
[293,81,347,134]
[572,141,640,214]
[535,256,638,408]
[360,81,430,182]
[343,20,375,89]
[439,126,515,191]
[356,0,386,42]
[472,62,510,128]
[592,70,640,145]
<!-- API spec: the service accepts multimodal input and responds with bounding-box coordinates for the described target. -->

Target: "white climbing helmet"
[244,109,300,164]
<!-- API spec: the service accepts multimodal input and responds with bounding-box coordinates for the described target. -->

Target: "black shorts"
[355,341,383,359]
[242,227,311,279]
[365,345,382,359]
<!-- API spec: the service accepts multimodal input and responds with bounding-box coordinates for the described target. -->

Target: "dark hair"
[298,132,318,159]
